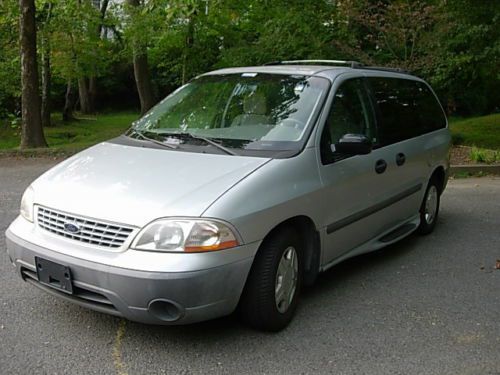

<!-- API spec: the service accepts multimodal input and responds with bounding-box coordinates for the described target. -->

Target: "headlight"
[131,219,240,252]
[20,186,35,222]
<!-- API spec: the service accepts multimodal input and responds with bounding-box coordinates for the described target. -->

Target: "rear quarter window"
[368,77,446,145]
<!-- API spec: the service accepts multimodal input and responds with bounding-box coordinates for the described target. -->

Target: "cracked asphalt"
[1,158,499,375]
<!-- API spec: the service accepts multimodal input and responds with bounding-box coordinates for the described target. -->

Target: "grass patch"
[0,112,139,152]
[469,147,500,164]
[449,113,500,150]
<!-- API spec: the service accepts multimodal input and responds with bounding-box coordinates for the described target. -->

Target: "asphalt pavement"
[1,158,499,375]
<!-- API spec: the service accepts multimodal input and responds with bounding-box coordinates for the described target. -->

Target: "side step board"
[321,215,420,273]
[379,223,417,243]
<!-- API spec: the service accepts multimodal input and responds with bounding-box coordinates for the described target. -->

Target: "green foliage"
[0,0,20,117]
[215,0,338,67]
[451,132,465,146]
[48,0,116,81]
[449,114,500,150]
[425,0,500,115]
[0,0,498,127]
[334,0,438,69]
[469,147,500,164]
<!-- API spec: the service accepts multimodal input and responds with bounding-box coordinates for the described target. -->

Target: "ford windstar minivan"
[6,60,450,331]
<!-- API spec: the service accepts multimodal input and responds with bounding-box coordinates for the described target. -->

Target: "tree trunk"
[62,80,76,122]
[88,76,97,113]
[132,52,155,115]
[126,0,155,115]
[182,15,195,85]
[19,0,47,149]
[78,77,92,114]
[98,0,109,35]
[41,34,51,127]
[86,0,109,114]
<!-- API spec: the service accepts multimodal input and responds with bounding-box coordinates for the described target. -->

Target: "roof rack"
[359,65,410,74]
[263,60,410,74]
[263,60,362,68]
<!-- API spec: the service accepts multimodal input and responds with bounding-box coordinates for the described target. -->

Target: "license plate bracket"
[35,257,73,294]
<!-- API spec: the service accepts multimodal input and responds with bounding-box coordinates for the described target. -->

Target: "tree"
[62,79,76,122]
[1,0,497,128]
[215,0,338,67]
[88,0,110,113]
[39,0,54,127]
[426,0,500,115]
[333,0,438,70]
[125,0,155,115]
[47,0,114,116]
[0,0,21,119]
[19,0,47,148]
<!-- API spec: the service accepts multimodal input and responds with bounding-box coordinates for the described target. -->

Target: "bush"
[451,132,465,145]
[469,147,500,164]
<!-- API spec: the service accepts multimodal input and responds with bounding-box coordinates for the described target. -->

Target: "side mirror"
[334,134,372,155]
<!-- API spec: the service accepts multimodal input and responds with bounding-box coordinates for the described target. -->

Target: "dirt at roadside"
[0,156,65,168]
[450,146,472,165]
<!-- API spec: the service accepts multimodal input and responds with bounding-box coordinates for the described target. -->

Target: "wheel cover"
[425,185,438,224]
[275,246,298,314]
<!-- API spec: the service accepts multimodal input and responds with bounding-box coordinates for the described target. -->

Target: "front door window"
[320,78,376,164]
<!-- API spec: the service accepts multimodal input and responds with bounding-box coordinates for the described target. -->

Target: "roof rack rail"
[263,59,362,68]
[262,60,411,74]
[359,65,410,74]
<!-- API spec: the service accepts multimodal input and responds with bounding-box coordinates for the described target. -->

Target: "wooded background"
[2,0,499,148]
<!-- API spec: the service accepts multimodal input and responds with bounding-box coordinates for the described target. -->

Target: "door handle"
[396,153,406,166]
[375,159,387,174]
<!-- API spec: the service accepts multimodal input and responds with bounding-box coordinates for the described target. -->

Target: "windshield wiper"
[129,129,177,150]
[130,129,238,156]
[180,133,239,156]
[150,131,238,156]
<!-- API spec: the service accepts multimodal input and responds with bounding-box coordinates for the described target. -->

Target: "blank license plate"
[35,257,73,294]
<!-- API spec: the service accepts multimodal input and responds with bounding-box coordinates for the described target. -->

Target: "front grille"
[37,206,134,248]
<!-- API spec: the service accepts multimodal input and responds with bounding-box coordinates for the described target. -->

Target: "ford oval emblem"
[64,223,80,234]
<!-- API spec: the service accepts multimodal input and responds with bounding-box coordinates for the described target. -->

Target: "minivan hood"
[32,142,270,227]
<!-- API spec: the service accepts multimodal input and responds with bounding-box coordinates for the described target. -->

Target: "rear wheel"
[417,178,440,235]
[239,226,302,331]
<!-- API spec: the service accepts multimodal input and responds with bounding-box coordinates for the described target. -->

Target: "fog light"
[148,299,184,322]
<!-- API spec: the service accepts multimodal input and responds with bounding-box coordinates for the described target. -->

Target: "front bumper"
[5,229,257,325]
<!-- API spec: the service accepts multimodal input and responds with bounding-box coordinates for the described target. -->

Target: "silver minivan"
[6,61,450,331]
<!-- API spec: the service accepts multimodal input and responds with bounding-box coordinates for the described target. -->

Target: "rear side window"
[368,77,446,145]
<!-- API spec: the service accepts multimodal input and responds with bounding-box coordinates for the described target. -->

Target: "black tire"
[239,226,303,332]
[416,178,441,235]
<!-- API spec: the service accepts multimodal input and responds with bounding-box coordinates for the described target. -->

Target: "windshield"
[129,73,329,155]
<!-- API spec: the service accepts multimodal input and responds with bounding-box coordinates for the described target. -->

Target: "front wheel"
[416,178,441,235]
[239,226,302,331]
